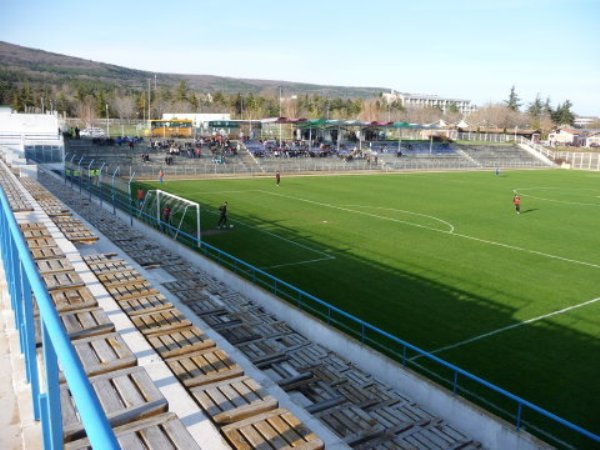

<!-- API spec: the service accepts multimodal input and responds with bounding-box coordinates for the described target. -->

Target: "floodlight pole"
[279,86,283,148]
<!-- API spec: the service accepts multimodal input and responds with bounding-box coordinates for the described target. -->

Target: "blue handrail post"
[453,371,459,395]
[21,272,41,420]
[14,258,26,355]
[40,322,62,450]
[516,402,523,431]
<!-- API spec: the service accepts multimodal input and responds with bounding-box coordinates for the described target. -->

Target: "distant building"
[382,90,477,115]
[162,113,230,133]
[585,132,600,147]
[0,111,64,168]
[548,128,587,147]
[574,116,598,128]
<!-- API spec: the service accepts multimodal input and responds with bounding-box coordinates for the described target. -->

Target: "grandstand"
[64,137,554,181]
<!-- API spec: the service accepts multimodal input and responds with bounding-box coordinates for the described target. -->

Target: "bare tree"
[75,95,96,127]
[112,96,135,121]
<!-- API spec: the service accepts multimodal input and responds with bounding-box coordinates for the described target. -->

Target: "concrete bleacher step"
[64,412,200,450]
[60,366,168,442]
[221,407,324,450]
[147,325,215,359]
[60,332,137,381]
[190,375,278,425]
[164,347,244,388]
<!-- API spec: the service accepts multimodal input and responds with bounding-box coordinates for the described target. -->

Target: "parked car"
[79,127,106,137]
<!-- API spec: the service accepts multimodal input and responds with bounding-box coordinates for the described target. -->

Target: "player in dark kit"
[218,201,229,228]
[276,171,281,186]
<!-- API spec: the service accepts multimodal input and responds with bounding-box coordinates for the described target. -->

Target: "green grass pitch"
[145,169,600,439]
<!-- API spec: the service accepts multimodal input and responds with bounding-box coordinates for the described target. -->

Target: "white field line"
[262,257,334,270]
[514,187,600,207]
[341,204,455,233]
[258,190,600,270]
[258,190,455,234]
[413,296,600,360]
[203,202,335,263]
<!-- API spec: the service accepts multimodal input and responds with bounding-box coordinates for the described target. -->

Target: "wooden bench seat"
[190,375,278,425]
[41,270,86,291]
[131,308,192,336]
[36,307,114,345]
[62,332,137,380]
[47,286,97,313]
[61,366,168,441]
[165,347,243,388]
[117,293,173,317]
[147,325,215,359]
[221,407,324,450]
[35,257,75,274]
[315,403,385,446]
[65,412,200,450]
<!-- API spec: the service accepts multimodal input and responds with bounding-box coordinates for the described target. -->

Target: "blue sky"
[2,0,599,115]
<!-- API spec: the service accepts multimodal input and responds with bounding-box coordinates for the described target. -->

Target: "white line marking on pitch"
[258,190,454,234]
[259,190,600,270]
[414,296,600,360]
[204,207,334,261]
[262,256,334,270]
[514,187,600,207]
[341,204,455,233]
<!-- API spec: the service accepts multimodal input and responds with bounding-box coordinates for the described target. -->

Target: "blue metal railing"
[0,187,119,449]
[67,167,600,447]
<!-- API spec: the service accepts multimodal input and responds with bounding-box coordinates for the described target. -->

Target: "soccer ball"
[229,224,234,228]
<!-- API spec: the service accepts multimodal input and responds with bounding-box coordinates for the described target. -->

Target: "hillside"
[0,41,385,98]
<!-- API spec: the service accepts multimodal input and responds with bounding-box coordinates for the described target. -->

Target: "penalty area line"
[413,296,600,361]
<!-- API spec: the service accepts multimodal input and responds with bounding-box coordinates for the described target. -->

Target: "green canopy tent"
[392,122,420,152]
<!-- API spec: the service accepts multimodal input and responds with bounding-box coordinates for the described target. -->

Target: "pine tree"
[504,85,521,111]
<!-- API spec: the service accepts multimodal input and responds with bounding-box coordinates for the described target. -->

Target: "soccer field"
[146,169,600,439]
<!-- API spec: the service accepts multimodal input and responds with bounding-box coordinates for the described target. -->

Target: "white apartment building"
[382,90,477,115]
